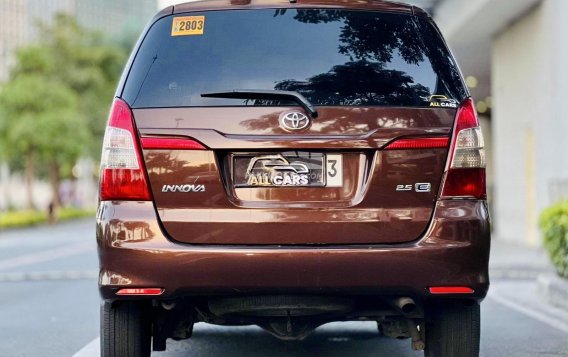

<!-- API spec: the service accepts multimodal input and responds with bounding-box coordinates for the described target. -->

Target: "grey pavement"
[0,221,567,356]
[490,238,555,279]
[0,220,99,357]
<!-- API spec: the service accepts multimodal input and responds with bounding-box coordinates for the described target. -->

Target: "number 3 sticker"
[326,154,343,187]
[172,16,205,36]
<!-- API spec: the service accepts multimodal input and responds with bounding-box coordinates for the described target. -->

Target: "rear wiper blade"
[201,89,318,118]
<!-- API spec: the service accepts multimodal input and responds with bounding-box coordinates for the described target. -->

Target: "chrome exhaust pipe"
[394,297,417,315]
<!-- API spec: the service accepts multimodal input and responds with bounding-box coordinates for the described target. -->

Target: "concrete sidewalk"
[490,238,555,280]
[490,238,568,311]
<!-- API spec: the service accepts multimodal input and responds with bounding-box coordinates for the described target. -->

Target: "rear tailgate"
[135,106,455,245]
[122,7,467,245]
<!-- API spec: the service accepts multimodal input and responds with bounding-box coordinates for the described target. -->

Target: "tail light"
[99,98,151,201]
[440,98,486,199]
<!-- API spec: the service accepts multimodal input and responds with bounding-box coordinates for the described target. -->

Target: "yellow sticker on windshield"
[171,16,205,36]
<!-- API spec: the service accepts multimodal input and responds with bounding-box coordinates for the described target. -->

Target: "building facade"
[425,0,565,247]
[0,0,157,81]
[0,1,28,81]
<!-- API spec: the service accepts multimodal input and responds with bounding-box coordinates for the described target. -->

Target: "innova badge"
[279,111,310,131]
[162,184,206,193]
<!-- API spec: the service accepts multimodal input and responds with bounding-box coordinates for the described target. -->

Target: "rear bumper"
[97,200,490,301]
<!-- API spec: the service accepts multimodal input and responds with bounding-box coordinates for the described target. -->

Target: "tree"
[286,9,466,101]
[0,14,127,209]
[15,14,128,158]
[0,75,85,209]
[275,60,431,106]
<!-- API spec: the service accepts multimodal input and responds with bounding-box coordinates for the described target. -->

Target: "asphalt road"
[0,220,567,357]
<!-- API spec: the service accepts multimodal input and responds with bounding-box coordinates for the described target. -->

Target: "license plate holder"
[232,152,342,188]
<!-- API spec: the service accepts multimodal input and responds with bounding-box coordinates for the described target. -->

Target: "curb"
[537,273,568,311]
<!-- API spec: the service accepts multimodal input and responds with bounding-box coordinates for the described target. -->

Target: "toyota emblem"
[279,111,310,131]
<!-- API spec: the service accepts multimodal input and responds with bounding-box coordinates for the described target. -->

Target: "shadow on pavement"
[156,322,421,357]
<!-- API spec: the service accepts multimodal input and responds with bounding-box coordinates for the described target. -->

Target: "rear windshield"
[123,9,467,108]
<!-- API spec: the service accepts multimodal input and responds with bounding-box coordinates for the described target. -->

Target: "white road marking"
[488,291,568,334]
[0,242,93,271]
[72,337,99,357]
[0,270,98,282]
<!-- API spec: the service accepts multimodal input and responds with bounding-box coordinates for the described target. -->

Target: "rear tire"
[101,301,152,357]
[424,301,480,357]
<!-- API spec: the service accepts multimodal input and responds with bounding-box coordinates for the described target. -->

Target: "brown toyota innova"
[97,0,490,355]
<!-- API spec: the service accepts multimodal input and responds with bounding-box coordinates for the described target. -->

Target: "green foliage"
[0,210,46,228]
[0,13,129,208]
[0,13,128,169]
[0,208,95,229]
[540,202,568,278]
[58,207,96,221]
[0,74,85,165]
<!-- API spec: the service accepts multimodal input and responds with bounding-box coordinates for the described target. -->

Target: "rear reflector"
[385,137,450,150]
[141,137,206,150]
[116,288,164,296]
[429,286,475,295]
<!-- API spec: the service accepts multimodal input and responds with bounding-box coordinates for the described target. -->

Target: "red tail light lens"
[440,99,487,199]
[99,99,151,201]
[441,168,486,198]
[385,137,450,150]
[141,137,206,150]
